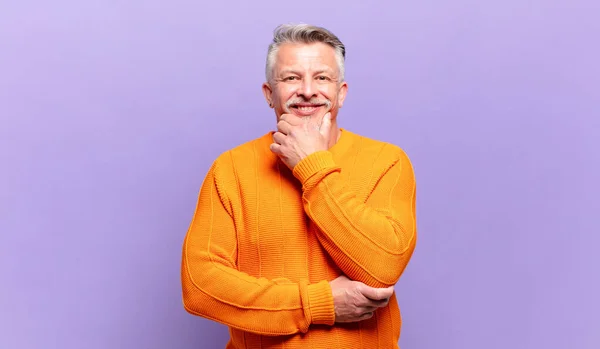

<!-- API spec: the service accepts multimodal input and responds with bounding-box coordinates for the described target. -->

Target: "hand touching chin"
[270,112,333,169]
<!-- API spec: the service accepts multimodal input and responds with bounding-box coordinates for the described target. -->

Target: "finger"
[380,297,390,307]
[277,120,292,134]
[362,297,389,309]
[319,112,332,136]
[280,113,303,125]
[360,305,379,314]
[358,284,394,301]
[269,143,282,154]
[272,131,286,145]
[357,311,375,321]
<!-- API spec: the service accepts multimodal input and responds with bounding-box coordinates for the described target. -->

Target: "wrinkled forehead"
[274,42,339,75]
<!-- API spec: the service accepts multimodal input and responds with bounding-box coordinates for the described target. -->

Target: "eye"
[284,76,299,81]
[316,76,330,81]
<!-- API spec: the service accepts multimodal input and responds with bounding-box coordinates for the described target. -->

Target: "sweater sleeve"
[181,159,335,336]
[292,147,417,288]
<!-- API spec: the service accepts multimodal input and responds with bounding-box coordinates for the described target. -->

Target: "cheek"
[276,87,296,102]
[319,86,338,99]
[318,88,338,105]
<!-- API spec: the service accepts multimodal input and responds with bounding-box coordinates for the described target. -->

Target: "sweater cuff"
[293,151,337,184]
[306,280,336,326]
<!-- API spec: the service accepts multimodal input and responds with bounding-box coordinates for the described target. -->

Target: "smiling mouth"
[290,104,324,116]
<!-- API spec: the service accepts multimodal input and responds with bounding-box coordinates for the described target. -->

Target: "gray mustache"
[285,99,332,109]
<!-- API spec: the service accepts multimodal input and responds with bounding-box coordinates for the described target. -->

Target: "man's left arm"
[292,148,417,289]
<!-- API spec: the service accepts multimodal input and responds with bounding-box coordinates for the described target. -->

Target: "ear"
[337,81,348,108]
[262,82,274,108]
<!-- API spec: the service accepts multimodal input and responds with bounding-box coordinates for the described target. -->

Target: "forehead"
[274,42,338,72]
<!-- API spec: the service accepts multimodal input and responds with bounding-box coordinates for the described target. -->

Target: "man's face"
[262,42,348,123]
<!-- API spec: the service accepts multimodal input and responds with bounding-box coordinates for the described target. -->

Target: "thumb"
[358,284,395,301]
[319,112,332,137]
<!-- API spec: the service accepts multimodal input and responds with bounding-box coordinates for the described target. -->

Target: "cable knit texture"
[181,128,417,349]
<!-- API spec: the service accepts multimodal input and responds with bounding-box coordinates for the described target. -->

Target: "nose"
[296,77,318,99]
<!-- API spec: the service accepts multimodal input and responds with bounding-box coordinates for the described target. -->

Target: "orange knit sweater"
[181,128,417,349]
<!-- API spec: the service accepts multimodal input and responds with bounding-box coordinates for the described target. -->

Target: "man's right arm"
[181,157,393,335]
[180,159,334,336]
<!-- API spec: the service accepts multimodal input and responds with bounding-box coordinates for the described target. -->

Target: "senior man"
[181,23,417,349]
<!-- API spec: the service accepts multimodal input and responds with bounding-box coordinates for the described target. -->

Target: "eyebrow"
[278,69,335,76]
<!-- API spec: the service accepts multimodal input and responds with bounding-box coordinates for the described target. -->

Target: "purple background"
[1,1,599,348]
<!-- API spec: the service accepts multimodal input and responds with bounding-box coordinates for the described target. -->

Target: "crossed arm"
[292,148,417,288]
[181,148,416,335]
[181,160,333,336]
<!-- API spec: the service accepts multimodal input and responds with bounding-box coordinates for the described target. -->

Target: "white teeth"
[298,106,317,111]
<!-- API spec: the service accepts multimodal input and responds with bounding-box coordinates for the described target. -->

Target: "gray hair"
[265,23,346,82]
